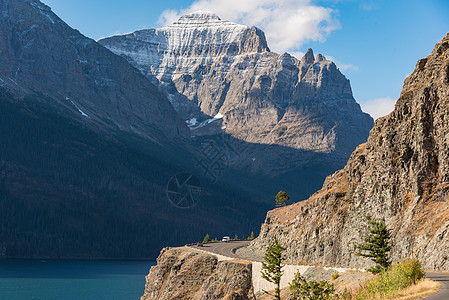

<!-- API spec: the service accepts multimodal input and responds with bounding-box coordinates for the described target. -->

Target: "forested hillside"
[0,90,267,258]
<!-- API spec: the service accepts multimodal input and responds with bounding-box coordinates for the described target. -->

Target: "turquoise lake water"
[0,259,155,300]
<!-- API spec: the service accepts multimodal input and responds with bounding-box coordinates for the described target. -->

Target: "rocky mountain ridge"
[99,12,373,170]
[0,0,189,141]
[246,33,449,271]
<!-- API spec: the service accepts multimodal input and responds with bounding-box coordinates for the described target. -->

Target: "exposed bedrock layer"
[247,33,449,271]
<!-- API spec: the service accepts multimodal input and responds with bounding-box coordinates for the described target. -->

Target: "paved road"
[191,242,449,299]
[424,272,449,300]
[190,240,251,259]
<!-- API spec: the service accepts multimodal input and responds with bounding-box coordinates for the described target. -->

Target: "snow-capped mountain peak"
[100,11,269,62]
[99,12,372,162]
[167,11,245,32]
[173,11,222,23]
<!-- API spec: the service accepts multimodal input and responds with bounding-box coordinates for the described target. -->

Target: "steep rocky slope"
[141,247,254,300]
[99,12,373,171]
[0,0,189,141]
[247,33,449,271]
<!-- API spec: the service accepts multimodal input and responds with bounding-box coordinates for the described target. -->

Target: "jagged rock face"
[0,0,189,141]
[99,12,372,159]
[247,33,449,270]
[141,247,254,300]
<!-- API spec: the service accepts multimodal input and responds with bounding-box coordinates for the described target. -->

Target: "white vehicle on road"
[221,236,231,242]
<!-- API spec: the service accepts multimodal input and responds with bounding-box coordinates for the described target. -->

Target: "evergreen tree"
[203,234,210,243]
[261,239,285,300]
[356,215,392,274]
[275,190,290,207]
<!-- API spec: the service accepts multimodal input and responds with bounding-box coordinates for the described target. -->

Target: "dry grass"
[228,259,252,265]
[257,274,440,300]
[355,278,441,300]
[390,278,441,299]
[258,279,440,300]
[340,260,438,300]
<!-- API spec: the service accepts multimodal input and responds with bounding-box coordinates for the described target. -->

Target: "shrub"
[399,259,425,284]
[289,271,335,300]
[332,272,340,281]
[356,259,425,299]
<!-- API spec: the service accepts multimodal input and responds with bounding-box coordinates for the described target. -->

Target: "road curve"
[191,242,449,299]
[190,240,251,259]
[424,272,449,300]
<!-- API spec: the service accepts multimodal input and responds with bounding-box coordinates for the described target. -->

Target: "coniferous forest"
[0,89,269,259]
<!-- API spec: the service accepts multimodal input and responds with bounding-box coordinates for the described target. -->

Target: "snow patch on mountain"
[29,1,55,24]
[66,97,89,118]
[21,25,38,36]
[188,114,224,130]
[186,118,198,126]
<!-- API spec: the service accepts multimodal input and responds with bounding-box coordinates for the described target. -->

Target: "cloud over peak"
[159,0,340,54]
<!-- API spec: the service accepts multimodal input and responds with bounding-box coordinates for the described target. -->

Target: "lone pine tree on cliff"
[261,238,285,300]
[275,190,290,207]
[356,215,392,274]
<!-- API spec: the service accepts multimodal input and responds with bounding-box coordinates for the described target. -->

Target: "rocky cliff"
[141,247,254,300]
[141,247,373,300]
[247,33,449,271]
[99,12,373,172]
[0,0,189,141]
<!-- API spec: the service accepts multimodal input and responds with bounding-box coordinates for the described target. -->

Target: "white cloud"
[326,55,359,71]
[360,3,377,11]
[289,51,305,60]
[158,0,341,54]
[336,62,359,71]
[361,97,397,120]
[158,9,181,26]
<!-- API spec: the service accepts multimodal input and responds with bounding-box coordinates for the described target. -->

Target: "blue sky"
[42,0,449,119]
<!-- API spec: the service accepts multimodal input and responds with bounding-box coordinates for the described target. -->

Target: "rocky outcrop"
[141,247,254,300]
[247,33,449,271]
[99,12,373,173]
[199,259,254,300]
[0,0,189,141]
[142,247,373,300]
